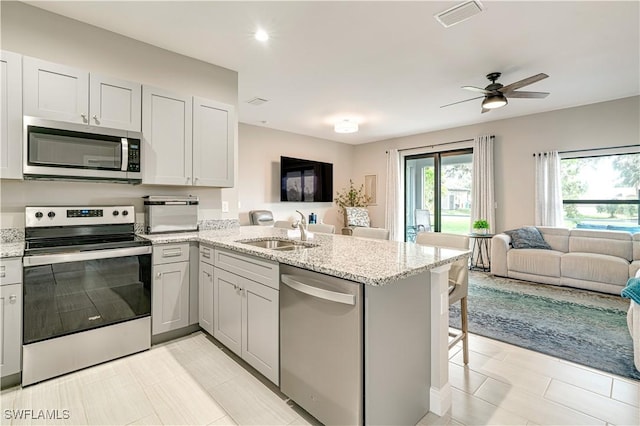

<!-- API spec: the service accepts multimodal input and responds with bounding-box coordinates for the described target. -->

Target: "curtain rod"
[559,144,639,154]
[533,144,639,157]
[386,135,494,154]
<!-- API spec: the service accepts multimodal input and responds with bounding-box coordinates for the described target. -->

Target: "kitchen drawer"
[153,243,190,265]
[0,258,22,286]
[199,244,214,266]
[214,248,279,290]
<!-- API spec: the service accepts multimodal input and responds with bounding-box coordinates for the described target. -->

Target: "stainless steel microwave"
[23,116,142,184]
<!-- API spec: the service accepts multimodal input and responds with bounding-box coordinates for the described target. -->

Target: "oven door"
[23,246,152,345]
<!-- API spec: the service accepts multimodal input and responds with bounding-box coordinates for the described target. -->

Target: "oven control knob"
[35,211,43,219]
[113,210,119,216]
[122,210,129,216]
[47,211,56,218]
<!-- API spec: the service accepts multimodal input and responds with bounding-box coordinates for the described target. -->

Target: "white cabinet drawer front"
[199,245,214,266]
[0,258,22,286]
[153,243,190,265]
[214,248,279,289]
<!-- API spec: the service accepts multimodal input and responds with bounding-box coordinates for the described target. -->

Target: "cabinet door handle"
[81,113,88,122]
[156,273,162,279]
[9,295,17,304]
[201,249,211,259]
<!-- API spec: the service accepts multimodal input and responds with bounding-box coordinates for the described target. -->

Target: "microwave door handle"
[121,138,129,172]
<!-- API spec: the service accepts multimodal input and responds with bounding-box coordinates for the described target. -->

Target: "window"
[405,149,473,241]
[561,151,639,232]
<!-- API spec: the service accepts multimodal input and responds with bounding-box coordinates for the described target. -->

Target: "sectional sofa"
[491,227,640,295]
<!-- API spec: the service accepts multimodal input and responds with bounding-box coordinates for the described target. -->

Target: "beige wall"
[0,2,239,227]
[238,124,354,227]
[353,96,640,232]
[2,3,638,234]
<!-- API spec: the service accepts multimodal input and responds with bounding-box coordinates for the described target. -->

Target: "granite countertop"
[0,242,24,258]
[141,226,470,286]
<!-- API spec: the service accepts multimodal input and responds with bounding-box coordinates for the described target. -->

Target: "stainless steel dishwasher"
[280,265,363,425]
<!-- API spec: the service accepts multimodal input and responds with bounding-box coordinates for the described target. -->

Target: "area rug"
[449,272,640,381]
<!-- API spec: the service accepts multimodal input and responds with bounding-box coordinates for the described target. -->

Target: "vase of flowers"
[472,219,490,234]
[334,180,371,225]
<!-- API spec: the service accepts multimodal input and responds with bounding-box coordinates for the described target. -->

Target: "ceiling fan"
[441,72,549,113]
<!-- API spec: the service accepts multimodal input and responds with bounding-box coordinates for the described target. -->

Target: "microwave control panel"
[128,141,141,172]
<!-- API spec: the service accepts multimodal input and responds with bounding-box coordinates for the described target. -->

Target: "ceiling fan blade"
[440,96,484,108]
[481,106,491,114]
[462,86,492,94]
[500,73,549,93]
[506,91,550,99]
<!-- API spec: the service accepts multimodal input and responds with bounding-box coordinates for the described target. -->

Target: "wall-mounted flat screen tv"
[280,156,333,202]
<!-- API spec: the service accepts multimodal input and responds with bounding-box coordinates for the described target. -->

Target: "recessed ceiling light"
[255,29,269,42]
[334,119,359,134]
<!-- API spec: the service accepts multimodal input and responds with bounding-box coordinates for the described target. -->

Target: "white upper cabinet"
[142,86,193,185]
[23,57,141,131]
[0,50,23,180]
[23,57,88,124]
[193,97,234,187]
[143,88,235,187]
[89,73,141,131]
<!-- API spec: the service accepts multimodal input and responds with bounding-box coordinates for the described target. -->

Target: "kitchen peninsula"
[143,226,469,424]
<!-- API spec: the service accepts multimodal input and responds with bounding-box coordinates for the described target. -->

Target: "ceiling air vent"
[246,97,269,106]
[434,0,484,28]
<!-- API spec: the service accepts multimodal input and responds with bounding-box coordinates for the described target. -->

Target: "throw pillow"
[345,207,370,227]
[504,226,552,250]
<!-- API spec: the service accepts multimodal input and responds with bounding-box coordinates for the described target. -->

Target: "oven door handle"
[23,246,152,267]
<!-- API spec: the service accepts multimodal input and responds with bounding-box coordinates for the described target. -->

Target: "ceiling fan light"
[334,119,359,133]
[482,94,508,109]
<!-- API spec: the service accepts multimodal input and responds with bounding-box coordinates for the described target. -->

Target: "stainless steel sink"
[238,238,315,251]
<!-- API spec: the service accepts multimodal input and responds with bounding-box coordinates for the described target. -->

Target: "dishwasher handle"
[281,274,356,306]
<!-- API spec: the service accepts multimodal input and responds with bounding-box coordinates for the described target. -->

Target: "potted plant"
[472,219,490,234]
[334,180,371,225]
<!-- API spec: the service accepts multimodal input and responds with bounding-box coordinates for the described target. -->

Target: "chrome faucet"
[295,210,307,241]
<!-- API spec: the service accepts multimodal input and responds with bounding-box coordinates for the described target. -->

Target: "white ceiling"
[26,1,640,144]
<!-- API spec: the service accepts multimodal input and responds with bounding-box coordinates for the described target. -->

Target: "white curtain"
[534,151,563,226]
[471,135,495,233]
[385,149,402,241]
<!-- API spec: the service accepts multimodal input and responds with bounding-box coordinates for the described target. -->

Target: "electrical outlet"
[221,201,229,213]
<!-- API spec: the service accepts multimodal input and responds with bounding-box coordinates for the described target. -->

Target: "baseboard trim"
[429,382,452,416]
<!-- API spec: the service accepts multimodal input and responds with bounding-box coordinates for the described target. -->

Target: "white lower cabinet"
[214,268,243,354]
[152,244,190,335]
[199,245,215,335]
[213,249,279,385]
[1,258,22,378]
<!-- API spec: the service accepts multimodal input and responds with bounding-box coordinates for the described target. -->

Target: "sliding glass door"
[405,149,473,241]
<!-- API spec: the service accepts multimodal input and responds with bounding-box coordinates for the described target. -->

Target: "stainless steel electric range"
[22,205,152,386]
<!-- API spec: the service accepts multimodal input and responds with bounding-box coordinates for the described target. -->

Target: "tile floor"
[1,331,638,425]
